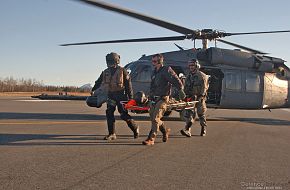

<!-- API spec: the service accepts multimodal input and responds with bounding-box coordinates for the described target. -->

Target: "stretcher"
[121,100,150,113]
[121,99,198,113]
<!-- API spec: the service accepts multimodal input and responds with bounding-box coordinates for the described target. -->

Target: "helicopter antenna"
[174,43,185,51]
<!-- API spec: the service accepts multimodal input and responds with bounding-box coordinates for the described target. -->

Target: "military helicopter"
[61,0,290,110]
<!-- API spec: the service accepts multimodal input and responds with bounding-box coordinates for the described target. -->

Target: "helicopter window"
[135,65,152,82]
[125,62,137,77]
[225,72,241,91]
[246,73,260,92]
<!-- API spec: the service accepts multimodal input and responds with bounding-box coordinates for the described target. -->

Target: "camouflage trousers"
[149,96,169,136]
[182,98,207,129]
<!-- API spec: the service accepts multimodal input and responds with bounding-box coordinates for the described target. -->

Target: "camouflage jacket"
[184,70,208,97]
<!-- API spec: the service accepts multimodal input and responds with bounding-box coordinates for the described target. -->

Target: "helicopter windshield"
[125,60,152,82]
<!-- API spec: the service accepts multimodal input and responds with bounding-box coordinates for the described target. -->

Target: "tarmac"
[0,96,289,190]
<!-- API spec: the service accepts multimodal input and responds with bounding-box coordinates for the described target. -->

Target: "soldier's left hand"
[197,95,203,102]
[178,89,186,100]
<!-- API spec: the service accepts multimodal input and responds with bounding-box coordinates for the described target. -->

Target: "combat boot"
[180,122,192,137]
[126,119,140,139]
[200,126,206,136]
[142,132,156,146]
[104,133,117,140]
[133,126,140,139]
[159,124,170,142]
[199,116,207,136]
[105,122,116,140]
[180,129,191,137]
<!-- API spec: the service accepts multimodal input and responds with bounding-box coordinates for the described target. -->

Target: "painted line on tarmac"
[281,108,290,112]
[0,121,102,125]
[0,120,150,125]
[14,100,68,102]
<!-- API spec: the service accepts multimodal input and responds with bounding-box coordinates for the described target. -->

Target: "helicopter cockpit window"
[125,62,136,77]
[225,72,241,91]
[135,65,152,82]
[246,73,260,92]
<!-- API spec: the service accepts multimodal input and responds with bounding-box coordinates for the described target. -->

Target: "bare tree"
[0,77,90,93]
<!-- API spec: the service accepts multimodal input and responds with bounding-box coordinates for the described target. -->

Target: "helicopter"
[61,0,290,110]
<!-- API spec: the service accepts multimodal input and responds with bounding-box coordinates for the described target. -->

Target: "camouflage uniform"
[92,53,139,140]
[142,65,184,145]
[181,69,208,136]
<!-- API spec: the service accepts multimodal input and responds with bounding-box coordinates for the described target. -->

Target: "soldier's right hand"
[148,95,154,101]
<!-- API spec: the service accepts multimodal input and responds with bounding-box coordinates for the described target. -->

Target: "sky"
[1,0,290,86]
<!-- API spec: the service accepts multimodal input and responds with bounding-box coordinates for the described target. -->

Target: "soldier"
[180,59,209,137]
[91,52,139,140]
[142,53,185,145]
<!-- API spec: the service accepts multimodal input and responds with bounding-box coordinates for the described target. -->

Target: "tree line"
[0,77,90,93]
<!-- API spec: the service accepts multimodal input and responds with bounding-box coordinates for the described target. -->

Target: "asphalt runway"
[0,97,289,190]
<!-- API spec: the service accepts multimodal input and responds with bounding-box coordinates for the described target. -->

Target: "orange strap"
[124,99,149,111]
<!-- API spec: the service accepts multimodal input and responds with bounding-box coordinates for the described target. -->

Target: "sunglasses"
[152,60,158,63]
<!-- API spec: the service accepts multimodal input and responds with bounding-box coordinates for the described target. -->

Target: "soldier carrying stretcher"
[142,53,186,145]
[180,59,209,137]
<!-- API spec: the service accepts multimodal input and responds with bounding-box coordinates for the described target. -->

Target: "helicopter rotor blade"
[77,0,195,35]
[217,39,267,54]
[224,30,290,37]
[60,35,187,46]
[174,43,185,50]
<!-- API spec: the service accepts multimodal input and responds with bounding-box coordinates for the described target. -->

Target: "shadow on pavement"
[0,112,183,121]
[213,117,290,126]
[1,112,289,126]
[0,133,148,146]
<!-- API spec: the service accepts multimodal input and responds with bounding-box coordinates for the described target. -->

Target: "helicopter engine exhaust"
[206,47,280,72]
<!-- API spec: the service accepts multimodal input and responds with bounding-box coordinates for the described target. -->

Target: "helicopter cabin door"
[221,70,263,109]
[263,73,289,108]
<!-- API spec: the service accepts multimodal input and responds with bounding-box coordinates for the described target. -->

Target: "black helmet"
[134,91,148,105]
[106,52,120,67]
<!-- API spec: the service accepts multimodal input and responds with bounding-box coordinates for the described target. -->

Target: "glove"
[197,95,205,102]
[185,97,192,102]
[148,100,156,107]
[178,89,186,100]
